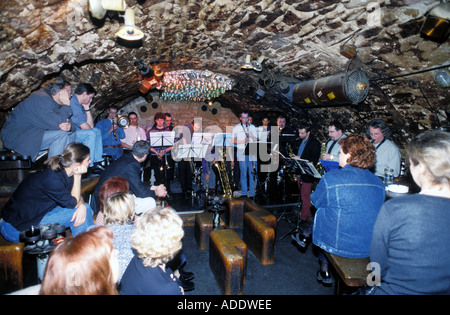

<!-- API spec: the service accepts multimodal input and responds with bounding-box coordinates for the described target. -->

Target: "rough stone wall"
[0,0,448,153]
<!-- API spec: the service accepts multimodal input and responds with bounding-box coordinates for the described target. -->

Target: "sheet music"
[149,131,175,147]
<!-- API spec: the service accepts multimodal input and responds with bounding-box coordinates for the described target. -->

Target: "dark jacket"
[1,89,74,160]
[93,152,156,213]
[296,135,321,183]
[1,168,77,231]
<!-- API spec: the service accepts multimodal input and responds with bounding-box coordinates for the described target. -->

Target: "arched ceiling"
[0,0,449,148]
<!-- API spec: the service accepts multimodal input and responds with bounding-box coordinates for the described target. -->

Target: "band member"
[292,123,321,222]
[177,119,202,199]
[232,111,258,198]
[322,120,347,162]
[164,112,174,131]
[96,106,125,160]
[121,112,147,150]
[147,112,174,187]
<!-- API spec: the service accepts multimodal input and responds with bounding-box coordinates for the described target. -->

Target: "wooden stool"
[243,209,276,265]
[194,212,225,250]
[224,199,245,228]
[325,252,370,295]
[209,229,247,295]
[0,234,24,294]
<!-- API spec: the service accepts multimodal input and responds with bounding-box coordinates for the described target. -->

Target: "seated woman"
[0,142,94,242]
[293,135,385,284]
[95,176,156,226]
[40,226,119,295]
[370,130,450,295]
[120,207,185,295]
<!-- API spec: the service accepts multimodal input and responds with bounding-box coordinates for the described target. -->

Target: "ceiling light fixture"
[241,54,253,70]
[88,0,126,20]
[251,55,265,72]
[420,0,450,42]
[435,70,450,87]
[116,8,144,41]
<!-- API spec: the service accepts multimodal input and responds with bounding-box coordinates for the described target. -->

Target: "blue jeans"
[40,130,76,159]
[239,156,257,197]
[76,128,103,165]
[0,203,94,243]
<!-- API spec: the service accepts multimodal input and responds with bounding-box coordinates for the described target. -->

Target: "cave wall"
[0,0,449,154]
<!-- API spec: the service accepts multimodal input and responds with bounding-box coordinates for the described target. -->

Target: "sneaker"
[317,270,333,285]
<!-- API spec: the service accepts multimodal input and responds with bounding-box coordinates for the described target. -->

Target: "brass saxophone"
[316,142,326,175]
[213,148,233,198]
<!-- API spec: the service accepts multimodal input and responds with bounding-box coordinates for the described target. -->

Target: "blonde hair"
[406,130,450,186]
[131,207,184,268]
[104,191,135,225]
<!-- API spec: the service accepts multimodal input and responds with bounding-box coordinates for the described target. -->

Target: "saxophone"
[212,148,233,198]
[316,142,326,175]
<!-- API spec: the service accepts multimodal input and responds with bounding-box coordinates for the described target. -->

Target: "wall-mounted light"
[251,55,265,72]
[89,0,126,20]
[435,70,450,87]
[420,0,450,42]
[116,8,144,41]
[241,54,253,70]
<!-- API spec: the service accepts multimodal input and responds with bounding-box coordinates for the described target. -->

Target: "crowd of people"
[0,78,449,295]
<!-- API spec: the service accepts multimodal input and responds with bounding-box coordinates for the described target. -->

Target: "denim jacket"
[311,165,385,258]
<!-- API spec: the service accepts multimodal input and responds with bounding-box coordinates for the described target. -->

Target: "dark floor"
[179,201,335,295]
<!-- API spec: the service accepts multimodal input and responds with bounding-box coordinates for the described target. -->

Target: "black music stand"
[279,157,321,240]
[149,131,175,197]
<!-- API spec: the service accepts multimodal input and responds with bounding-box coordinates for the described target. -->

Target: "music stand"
[149,131,175,198]
[279,157,321,240]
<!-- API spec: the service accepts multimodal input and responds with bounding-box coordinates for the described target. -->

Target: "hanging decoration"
[158,70,234,102]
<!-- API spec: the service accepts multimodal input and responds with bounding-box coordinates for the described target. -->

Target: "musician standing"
[147,112,174,187]
[178,119,201,199]
[321,120,347,162]
[121,112,147,150]
[292,123,321,223]
[232,111,258,198]
[96,106,125,160]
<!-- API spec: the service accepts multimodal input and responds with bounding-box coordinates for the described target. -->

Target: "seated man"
[366,119,401,178]
[92,141,167,214]
[1,79,75,161]
[321,120,347,162]
[69,82,104,170]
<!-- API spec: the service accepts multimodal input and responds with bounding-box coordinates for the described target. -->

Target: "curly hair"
[339,134,376,169]
[366,119,392,140]
[131,207,184,268]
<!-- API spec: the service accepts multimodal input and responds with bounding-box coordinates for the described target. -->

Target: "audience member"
[40,226,119,295]
[121,111,147,150]
[96,106,125,160]
[120,207,185,295]
[102,191,136,281]
[232,111,258,198]
[70,82,104,169]
[92,141,166,215]
[369,130,450,295]
[293,135,385,285]
[321,120,347,162]
[366,119,401,178]
[1,79,76,161]
[291,123,321,222]
[0,143,95,243]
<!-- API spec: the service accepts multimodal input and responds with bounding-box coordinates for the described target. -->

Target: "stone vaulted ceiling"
[0,0,449,150]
